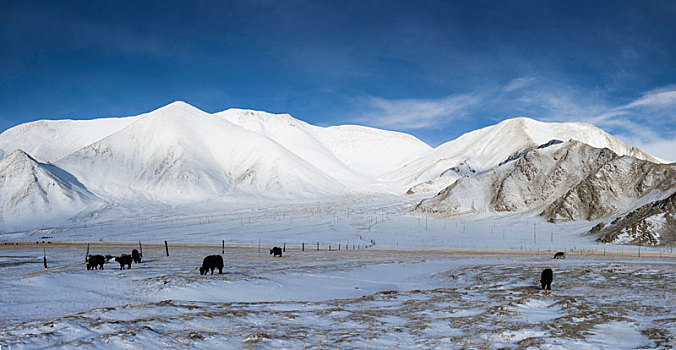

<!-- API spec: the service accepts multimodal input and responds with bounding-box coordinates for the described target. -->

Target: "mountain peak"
[153,101,204,115]
[135,101,209,127]
[216,108,303,127]
[499,116,538,124]
[496,117,599,131]
[2,149,38,165]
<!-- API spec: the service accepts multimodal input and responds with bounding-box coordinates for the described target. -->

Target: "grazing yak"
[132,249,142,263]
[553,252,566,259]
[200,255,224,275]
[270,246,282,257]
[540,268,553,290]
[86,255,106,270]
[114,254,133,270]
[104,254,115,263]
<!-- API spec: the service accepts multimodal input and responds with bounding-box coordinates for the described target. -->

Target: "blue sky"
[1,0,675,160]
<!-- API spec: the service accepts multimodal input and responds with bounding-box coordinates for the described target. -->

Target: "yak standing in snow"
[540,268,553,290]
[553,252,566,259]
[270,247,282,257]
[115,254,133,270]
[200,255,224,275]
[86,255,106,270]
[131,249,142,263]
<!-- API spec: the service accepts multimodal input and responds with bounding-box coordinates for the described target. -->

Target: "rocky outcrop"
[491,141,616,212]
[415,140,676,222]
[542,156,676,222]
[406,161,476,194]
[591,192,676,246]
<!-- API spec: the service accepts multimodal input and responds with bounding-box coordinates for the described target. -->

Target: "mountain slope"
[542,155,676,222]
[313,124,432,177]
[0,150,102,230]
[56,102,347,203]
[390,117,665,194]
[414,140,675,221]
[0,116,140,163]
[591,192,676,246]
[217,108,431,180]
[216,109,367,187]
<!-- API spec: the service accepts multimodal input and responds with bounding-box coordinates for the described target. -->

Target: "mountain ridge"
[0,101,671,231]
[414,140,675,223]
[391,116,665,195]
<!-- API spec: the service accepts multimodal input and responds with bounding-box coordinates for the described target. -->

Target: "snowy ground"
[3,195,674,255]
[1,243,674,349]
[1,195,675,348]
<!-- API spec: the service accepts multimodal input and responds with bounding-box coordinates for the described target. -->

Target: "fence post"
[329,245,332,251]
[317,242,319,251]
[165,241,169,256]
[302,243,305,252]
[338,244,341,251]
[43,248,47,269]
[139,241,143,257]
[85,243,90,263]
[222,240,225,254]
[283,243,286,252]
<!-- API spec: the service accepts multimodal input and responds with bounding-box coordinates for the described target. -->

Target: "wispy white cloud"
[352,80,676,161]
[516,90,611,122]
[590,88,676,123]
[503,77,538,92]
[356,94,480,130]
[512,85,676,162]
[603,89,676,162]
[625,89,676,109]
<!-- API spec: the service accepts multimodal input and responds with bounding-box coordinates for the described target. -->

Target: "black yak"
[115,254,132,270]
[540,268,553,290]
[553,252,566,259]
[86,255,105,270]
[270,247,282,257]
[200,255,224,275]
[131,249,142,263]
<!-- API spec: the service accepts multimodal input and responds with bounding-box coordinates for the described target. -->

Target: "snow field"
[1,244,674,349]
[10,195,675,258]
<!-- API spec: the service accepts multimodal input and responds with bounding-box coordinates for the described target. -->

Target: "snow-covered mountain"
[0,101,670,231]
[0,150,102,231]
[217,108,431,180]
[56,102,347,202]
[390,117,664,194]
[414,140,675,221]
[0,116,140,163]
